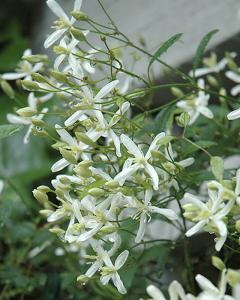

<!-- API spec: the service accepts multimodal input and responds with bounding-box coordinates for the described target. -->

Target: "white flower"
[184,182,234,251]
[64,80,119,127]
[7,92,49,144]
[114,133,166,190]
[2,49,43,81]
[226,70,240,96]
[189,52,236,78]
[196,269,235,300]
[86,101,130,157]
[146,281,191,300]
[44,0,88,48]
[100,250,129,294]
[177,79,213,125]
[134,189,178,243]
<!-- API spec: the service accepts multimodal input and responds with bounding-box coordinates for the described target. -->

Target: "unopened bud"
[59,148,77,164]
[206,75,218,88]
[70,27,86,41]
[23,54,48,64]
[105,180,119,189]
[88,188,105,197]
[21,80,39,91]
[236,220,240,233]
[71,10,89,21]
[31,118,46,127]
[16,106,37,117]
[212,256,225,271]
[171,87,184,98]
[50,70,69,84]
[176,112,190,127]
[77,275,89,284]
[31,73,48,83]
[227,269,240,287]
[1,80,14,98]
[75,132,95,146]
[33,189,48,204]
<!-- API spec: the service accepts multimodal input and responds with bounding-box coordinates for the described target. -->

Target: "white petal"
[44,29,67,48]
[184,193,208,211]
[94,80,119,102]
[2,72,27,80]
[47,209,65,222]
[78,224,102,241]
[147,285,166,300]
[195,274,219,294]
[135,213,147,243]
[178,157,195,168]
[64,111,84,127]
[145,163,159,190]
[149,206,178,220]
[54,54,66,70]
[169,281,186,300]
[109,129,121,157]
[47,0,69,22]
[114,164,139,185]
[189,68,212,77]
[145,132,166,160]
[115,250,129,269]
[198,106,214,119]
[7,114,29,125]
[120,134,143,158]
[100,274,112,285]
[226,71,240,83]
[231,85,240,96]
[112,272,127,294]
[85,261,101,277]
[185,220,207,237]
[74,0,82,11]
[235,169,240,196]
[55,124,76,145]
[51,158,69,172]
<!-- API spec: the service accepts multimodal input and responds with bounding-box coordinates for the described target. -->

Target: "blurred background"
[0,0,240,299]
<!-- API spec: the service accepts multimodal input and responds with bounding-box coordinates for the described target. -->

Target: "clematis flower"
[7,92,49,144]
[100,250,129,294]
[177,79,213,125]
[183,182,234,251]
[189,52,236,78]
[64,80,119,127]
[44,0,88,48]
[114,133,166,190]
[196,269,235,300]
[2,49,43,81]
[134,189,178,243]
[146,281,192,300]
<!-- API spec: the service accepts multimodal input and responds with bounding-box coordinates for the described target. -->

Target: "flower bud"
[105,180,119,189]
[16,107,37,117]
[70,27,86,41]
[50,70,69,84]
[49,227,65,237]
[59,148,77,164]
[23,54,48,64]
[33,189,48,204]
[212,256,225,271]
[206,75,218,88]
[21,80,39,91]
[74,166,92,178]
[71,10,89,21]
[31,73,48,83]
[171,87,184,98]
[37,185,51,193]
[77,275,89,284]
[31,118,46,128]
[236,220,240,233]
[1,80,14,98]
[88,188,105,197]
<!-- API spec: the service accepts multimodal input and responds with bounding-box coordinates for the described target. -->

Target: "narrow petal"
[198,106,214,119]
[145,163,159,190]
[55,124,76,145]
[178,157,195,168]
[44,29,66,48]
[135,213,147,243]
[64,111,84,127]
[85,261,101,277]
[114,164,139,185]
[145,132,166,160]
[149,206,178,220]
[2,72,27,80]
[227,108,240,120]
[7,114,29,125]
[51,158,69,172]
[94,80,119,102]
[185,220,207,237]
[231,85,240,96]
[112,272,127,294]
[226,71,240,83]
[147,285,166,300]
[115,250,129,269]
[47,0,69,22]
[169,281,186,300]
[120,134,143,157]
[109,129,121,157]
[78,224,102,241]
[195,274,219,294]
[189,68,212,77]
[235,169,240,196]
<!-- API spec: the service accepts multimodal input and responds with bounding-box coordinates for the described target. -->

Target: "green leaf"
[211,156,224,181]
[193,29,219,74]
[148,33,183,73]
[0,124,24,140]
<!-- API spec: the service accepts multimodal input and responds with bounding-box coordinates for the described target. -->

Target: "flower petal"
[120,134,143,157]
[44,29,67,48]
[94,80,119,102]
[47,0,69,22]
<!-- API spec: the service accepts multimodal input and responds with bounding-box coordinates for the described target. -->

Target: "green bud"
[70,27,86,41]
[1,80,14,98]
[37,185,51,193]
[79,160,93,168]
[105,180,119,189]
[226,52,238,71]
[50,70,69,84]
[71,10,89,21]
[171,87,184,98]
[75,132,95,146]
[59,148,77,164]
[206,75,218,88]
[22,54,48,64]
[33,189,48,204]
[31,73,48,83]
[31,118,46,128]
[77,275,89,284]
[176,112,190,127]
[39,209,53,217]
[21,80,39,91]
[53,45,69,55]
[32,128,48,138]
[49,227,65,236]
[16,106,37,117]
[212,256,225,271]
[210,156,224,182]
[74,166,92,178]
[88,188,105,197]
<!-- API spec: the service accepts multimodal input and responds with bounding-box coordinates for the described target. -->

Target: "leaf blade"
[0,124,24,140]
